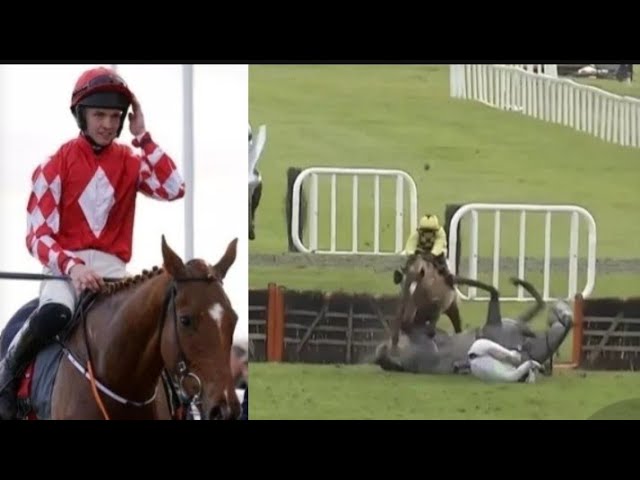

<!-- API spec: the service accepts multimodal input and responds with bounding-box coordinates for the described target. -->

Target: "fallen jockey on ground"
[460,338,545,383]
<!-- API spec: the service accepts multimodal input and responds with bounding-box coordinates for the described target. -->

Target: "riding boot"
[435,253,455,288]
[0,315,44,420]
[444,272,455,289]
[393,269,404,285]
[0,303,72,420]
[249,179,262,241]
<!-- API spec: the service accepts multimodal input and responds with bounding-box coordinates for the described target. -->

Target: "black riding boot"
[249,179,262,241]
[0,303,72,420]
[435,253,455,288]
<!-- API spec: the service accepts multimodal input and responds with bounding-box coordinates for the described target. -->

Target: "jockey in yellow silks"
[393,214,455,287]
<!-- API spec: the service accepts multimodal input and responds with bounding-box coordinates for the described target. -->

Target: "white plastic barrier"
[447,203,597,301]
[450,64,640,148]
[291,167,418,255]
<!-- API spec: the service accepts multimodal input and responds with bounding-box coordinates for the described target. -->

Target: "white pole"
[183,65,195,260]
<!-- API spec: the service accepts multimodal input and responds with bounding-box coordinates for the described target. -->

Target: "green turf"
[249,363,640,420]
[249,65,640,263]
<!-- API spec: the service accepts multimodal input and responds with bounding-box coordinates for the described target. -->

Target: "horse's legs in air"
[444,300,462,333]
[454,276,502,326]
[510,278,545,324]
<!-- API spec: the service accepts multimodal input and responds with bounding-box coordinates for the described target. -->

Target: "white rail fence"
[447,203,597,302]
[450,64,640,148]
[510,64,558,78]
[291,167,418,255]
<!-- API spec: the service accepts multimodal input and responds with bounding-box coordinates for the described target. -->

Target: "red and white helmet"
[70,67,134,136]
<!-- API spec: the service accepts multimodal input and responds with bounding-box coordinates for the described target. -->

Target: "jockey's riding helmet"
[70,67,134,137]
[419,214,440,231]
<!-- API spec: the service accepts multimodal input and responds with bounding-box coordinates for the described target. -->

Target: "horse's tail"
[509,277,545,324]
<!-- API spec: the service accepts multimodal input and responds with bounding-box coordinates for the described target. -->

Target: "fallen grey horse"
[374,277,573,376]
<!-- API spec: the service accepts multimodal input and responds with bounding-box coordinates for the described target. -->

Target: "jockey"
[0,66,186,420]
[466,338,544,383]
[248,123,262,241]
[393,214,454,288]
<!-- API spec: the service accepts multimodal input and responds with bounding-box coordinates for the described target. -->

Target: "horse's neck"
[85,273,171,404]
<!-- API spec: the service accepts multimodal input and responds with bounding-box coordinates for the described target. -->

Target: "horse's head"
[404,254,438,297]
[399,254,445,336]
[159,235,241,420]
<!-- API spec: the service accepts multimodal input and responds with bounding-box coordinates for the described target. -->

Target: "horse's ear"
[213,238,238,280]
[161,234,186,278]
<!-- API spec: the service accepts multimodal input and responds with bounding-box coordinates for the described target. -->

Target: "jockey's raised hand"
[69,264,105,294]
[128,95,146,137]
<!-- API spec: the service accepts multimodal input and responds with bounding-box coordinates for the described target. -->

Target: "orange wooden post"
[266,283,277,361]
[571,294,584,366]
[266,283,285,362]
[273,286,285,361]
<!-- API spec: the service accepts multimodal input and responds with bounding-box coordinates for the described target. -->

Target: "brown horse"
[28,235,241,420]
[390,253,462,350]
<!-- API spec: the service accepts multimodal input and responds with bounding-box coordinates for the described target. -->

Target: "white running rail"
[291,167,418,255]
[510,64,558,78]
[447,203,597,302]
[450,64,640,148]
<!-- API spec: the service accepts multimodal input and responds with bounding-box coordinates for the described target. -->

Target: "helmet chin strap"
[81,131,111,154]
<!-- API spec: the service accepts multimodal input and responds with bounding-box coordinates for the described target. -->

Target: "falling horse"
[376,277,573,375]
[390,253,462,351]
[0,236,241,420]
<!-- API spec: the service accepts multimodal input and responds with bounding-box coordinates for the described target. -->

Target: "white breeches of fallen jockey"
[39,250,129,313]
[468,338,543,383]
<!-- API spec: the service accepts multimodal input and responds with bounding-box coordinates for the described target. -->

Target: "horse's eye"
[179,315,193,326]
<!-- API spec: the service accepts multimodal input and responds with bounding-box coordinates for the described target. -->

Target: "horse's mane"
[100,265,166,297]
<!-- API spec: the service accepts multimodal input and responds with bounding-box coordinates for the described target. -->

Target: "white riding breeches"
[467,338,543,383]
[470,355,542,383]
[38,249,129,313]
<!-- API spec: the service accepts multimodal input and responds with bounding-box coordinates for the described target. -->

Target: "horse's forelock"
[185,258,210,276]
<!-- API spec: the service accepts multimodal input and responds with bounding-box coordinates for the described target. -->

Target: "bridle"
[158,272,222,419]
